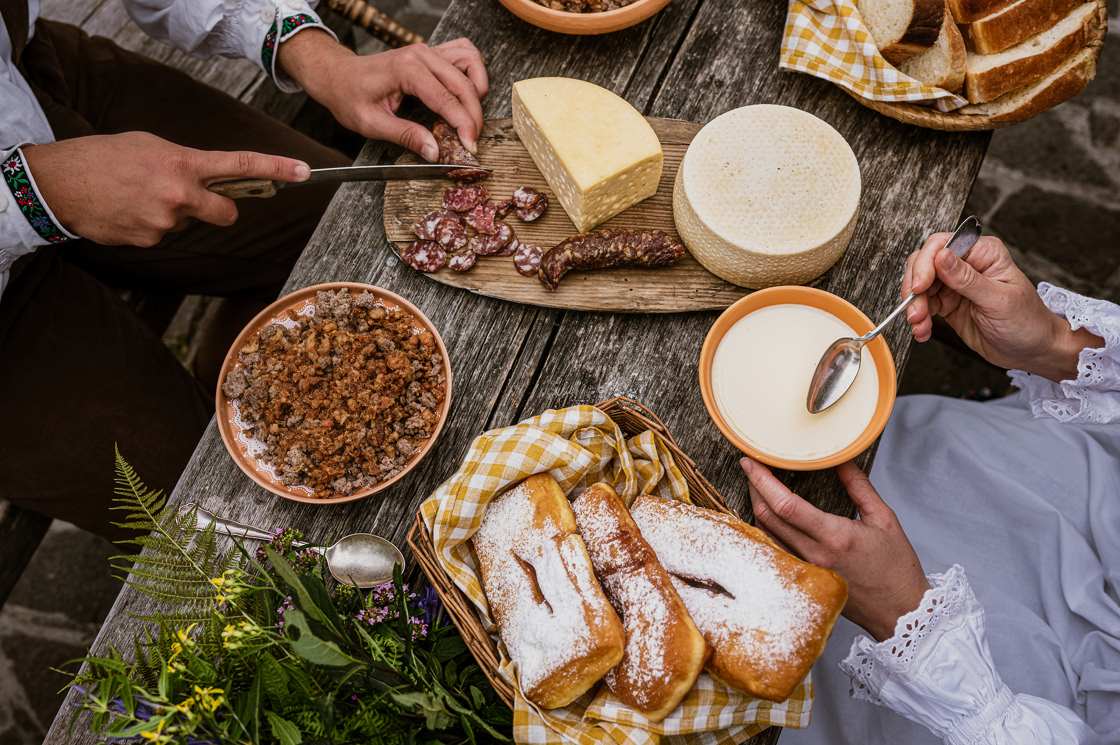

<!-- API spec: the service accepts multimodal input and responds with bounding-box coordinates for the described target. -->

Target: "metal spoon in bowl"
[806,216,983,414]
[179,503,405,588]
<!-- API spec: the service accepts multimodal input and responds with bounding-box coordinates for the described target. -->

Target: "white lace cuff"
[1008,283,1120,424]
[840,565,1092,744]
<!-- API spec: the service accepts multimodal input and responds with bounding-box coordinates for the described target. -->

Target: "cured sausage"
[512,186,548,222]
[537,229,685,290]
[443,184,488,213]
[448,251,477,272]
[465,202,499,235]
[433,216,468,251]
[412,209,457,241]
[432,120,487,182]
[513,240,544,277]
[400,240,448,273]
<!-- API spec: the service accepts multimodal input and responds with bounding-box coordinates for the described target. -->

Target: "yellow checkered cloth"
[419,404,813,744]
[782,0,967,112]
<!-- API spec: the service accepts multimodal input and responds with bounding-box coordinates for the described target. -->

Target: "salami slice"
[412,209,456,241]
[400,240,448,273]
[512,186,548,222]
[493,198,515,219]
[434,215,468,251]
[494,221,515,248]
[513,241,543,277]
[432,120,487,182]
[448,251,477,272]
[465,202,499,235]
[443,184,488,213]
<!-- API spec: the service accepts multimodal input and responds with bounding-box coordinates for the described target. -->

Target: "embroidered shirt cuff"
[1008,283,1120,424]
[260,3,337,94]
[1,146,77,246]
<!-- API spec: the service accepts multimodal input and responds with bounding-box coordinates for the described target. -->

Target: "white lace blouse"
[783,284,1120,745]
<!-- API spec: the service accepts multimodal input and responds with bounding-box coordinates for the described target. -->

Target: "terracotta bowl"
[498,0,670,35]
[698,286,896,471]
[216,282,453,504]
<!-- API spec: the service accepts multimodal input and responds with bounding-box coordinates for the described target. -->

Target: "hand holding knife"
[209,163,492,199]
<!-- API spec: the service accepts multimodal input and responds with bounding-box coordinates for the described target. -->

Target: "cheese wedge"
[512,78,663,233]
[672,105,861,289]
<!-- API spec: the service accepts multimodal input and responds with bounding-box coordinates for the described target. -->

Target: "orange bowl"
[698,286,896,470]
[497,0,670,34]
[216,282,453,504]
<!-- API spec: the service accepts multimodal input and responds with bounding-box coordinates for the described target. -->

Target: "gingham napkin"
[782,0,968,111]
[419,404,813,744]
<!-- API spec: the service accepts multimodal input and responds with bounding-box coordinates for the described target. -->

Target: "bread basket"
[846,0,1108,131]
[405,395,737,707]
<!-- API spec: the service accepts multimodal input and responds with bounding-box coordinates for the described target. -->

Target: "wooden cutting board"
[382,117,747,313]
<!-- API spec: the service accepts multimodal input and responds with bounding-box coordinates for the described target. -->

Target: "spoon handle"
[180,503,277,543]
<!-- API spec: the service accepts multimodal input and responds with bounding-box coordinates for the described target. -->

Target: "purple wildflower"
[276,596,294,630]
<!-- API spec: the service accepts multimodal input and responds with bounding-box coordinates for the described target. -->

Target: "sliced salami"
[400,240,448,273]
[412,209,456,241]
[513,241,543,277]
[434,216,468,251]
[494,221,515,248]
[469,232,508,257]
[465,202,499,235]
[493,198,515,219]
[442,184,488,213]
[448,251,477,272]
[432,120,487,182]
[512,186,548,222]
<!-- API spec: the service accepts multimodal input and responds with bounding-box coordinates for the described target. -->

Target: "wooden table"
[46,1,990,741]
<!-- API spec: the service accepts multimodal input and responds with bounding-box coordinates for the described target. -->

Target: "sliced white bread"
[859,0,945,65]
[965,2,1097,103]
[967,0,1083,54]
[899,7,967,91]
[960,46,1096,122]
[948,0,1016,23]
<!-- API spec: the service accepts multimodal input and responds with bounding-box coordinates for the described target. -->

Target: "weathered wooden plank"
[520,0,991,520]
[45,0,711,739]
[38,0,109,26]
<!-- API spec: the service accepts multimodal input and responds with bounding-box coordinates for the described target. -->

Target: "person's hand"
[23,133,310,247]
[278,31,487,161]
[741,457,929,641]
[903,232,1102,382]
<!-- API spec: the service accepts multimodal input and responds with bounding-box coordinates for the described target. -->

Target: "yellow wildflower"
[193,686,225,713]
[165,623,197,672]
[138,718,172,744]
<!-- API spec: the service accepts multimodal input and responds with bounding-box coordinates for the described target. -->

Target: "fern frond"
[110,448,241,620]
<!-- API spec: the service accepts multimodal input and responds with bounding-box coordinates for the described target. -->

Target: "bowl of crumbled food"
[217,282,452,504]
[498,0,670,35]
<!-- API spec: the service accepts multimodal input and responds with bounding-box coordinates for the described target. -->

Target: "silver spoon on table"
[806,216,983,414]
[179,503,405,588]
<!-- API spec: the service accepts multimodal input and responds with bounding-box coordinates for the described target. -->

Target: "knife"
[209,163,491,199]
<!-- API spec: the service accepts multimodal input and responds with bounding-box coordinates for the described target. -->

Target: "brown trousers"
[0,21,348,540]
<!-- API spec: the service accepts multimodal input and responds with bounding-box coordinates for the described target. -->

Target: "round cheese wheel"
[673,105,861,289]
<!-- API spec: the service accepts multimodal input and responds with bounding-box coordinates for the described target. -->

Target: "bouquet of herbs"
[67,452,511,744]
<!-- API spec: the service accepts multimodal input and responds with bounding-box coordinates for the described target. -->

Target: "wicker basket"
[405,395,736,708]
[846,0,1108,131]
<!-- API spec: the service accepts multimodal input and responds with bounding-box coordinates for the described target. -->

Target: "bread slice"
[965,2,1097,103]
[960,47,1096,122]
[948,0,1016,22]
[967,0,1083,54]
[899,6,967,91]
[859,0,945,64]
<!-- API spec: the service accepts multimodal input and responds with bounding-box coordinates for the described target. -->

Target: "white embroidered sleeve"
[839,565,1093,745]
[1008,283,1120,424]
[123,1,336,92]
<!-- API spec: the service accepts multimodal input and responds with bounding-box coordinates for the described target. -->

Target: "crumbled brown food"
[535,0,635,10]
[221,289,446,498]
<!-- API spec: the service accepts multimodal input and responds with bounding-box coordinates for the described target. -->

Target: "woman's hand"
[279,32,488,161]
[741,457,928,642]
[23,133,309,247]
[903,233,1102,382]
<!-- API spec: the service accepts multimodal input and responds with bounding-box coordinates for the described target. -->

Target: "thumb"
[935,247,995,305]
[375,112,440,162]
[836,461,892,525]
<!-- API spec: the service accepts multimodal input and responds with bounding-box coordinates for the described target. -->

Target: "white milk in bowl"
[710,304,879,462]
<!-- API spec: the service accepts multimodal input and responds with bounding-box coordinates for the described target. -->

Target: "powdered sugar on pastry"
[631,497,817,669]
[472,480,616,697]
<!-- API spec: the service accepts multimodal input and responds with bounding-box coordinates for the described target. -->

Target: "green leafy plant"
[67,451,511,744]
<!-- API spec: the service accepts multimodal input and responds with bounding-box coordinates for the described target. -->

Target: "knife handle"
[209,179,277,199]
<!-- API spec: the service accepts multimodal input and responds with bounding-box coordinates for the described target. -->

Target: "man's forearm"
[277,29,354,103]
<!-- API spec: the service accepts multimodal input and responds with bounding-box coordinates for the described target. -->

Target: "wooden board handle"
[209,179,277,199]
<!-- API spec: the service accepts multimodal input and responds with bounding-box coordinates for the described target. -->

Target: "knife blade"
[209,163,491,199]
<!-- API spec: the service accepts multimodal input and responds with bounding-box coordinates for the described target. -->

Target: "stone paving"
[1,5,1117,743]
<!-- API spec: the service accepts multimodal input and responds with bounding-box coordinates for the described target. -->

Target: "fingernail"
[906,306,918,321]
[464,138,478,154]
[421,143,439,162]
[294,162,310,181]
[740,456,754,474]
